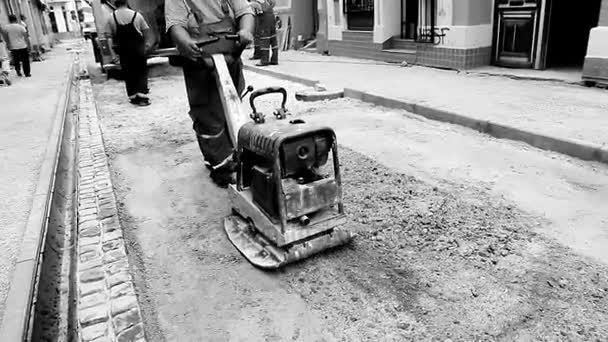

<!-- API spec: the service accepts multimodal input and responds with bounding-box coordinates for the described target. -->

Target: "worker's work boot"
[256,49,270,66]
[250,45,261,60]
[270,47,279,65]
[209,160,237,188]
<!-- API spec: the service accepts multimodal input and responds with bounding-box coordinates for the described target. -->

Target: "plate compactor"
[176,34,354,269]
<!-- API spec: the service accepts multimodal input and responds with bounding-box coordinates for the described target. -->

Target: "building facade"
[1,0,55,53]
[46,0,80,38]
[320,0,608,84]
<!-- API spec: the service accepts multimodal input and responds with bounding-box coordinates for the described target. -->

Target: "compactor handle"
[249,87,288,114]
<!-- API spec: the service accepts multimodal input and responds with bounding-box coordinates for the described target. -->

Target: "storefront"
[323,0,494,69]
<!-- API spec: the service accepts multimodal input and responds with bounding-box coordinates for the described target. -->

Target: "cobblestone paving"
[76,78,146,342]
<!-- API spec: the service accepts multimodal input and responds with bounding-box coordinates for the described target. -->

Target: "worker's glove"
[237,30,254,47]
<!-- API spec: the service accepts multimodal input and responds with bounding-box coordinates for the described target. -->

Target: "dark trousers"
[252,15,262,59]
[258,13,278,65]
[182,58,245,167]
[11,48,30,76]
[259,34,279,65]
[119,53,148,97]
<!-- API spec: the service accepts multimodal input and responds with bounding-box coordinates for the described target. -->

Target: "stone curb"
[295,89,344,102]
[465,71,585,86]
[75,74,146,341]
[244,64,608,165]
[0,52,76,341]
[343,88,608,164]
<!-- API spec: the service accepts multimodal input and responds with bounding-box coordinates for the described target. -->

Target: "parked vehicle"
[88,0,176,74]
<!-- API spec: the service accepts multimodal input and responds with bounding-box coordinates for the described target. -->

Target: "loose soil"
[90,63,608,341]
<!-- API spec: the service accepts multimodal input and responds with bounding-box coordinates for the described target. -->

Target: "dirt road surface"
[90,64,608,341]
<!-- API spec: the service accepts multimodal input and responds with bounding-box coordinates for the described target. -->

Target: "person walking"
[253,0,278,66]
[0,15,31,77]
[165,0,254,187]
[109,0,153,106]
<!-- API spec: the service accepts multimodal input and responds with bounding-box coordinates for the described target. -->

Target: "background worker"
[109,0,154,106]
[254,0,278,66]
[248,0,262,60]
[165,0,254,187]
[0,15,31,77]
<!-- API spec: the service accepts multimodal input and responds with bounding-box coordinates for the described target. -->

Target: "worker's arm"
[236,13,254,46]
[229,0,254,45]
[169,25,201,61]
[142,27,155,54]
[135,13,155,54]
[166,0,201,60]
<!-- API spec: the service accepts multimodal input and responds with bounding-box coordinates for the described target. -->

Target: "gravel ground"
[90,62,608,341]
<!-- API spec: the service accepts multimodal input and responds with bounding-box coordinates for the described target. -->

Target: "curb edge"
[0,52,77,341]
[244,64,608,165]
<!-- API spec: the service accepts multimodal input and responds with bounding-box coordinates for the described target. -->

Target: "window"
[343,0,374,14]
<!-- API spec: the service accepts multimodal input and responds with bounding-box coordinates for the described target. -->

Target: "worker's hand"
[237,30,254,46]
[176,37,202,61]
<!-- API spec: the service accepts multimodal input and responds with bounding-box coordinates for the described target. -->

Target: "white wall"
[373,0,400,43]
[436,0,452,26]
[327,0,345,40]
[441,24,492,49]
[586,26,608,58]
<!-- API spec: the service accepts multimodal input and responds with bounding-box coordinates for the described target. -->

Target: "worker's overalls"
[251,3,262,59]
[257,1,278,65]
[113,11,148,99]
[182,3,245,169]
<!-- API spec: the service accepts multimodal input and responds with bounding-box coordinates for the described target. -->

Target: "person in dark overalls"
[109,0,153,106]
[255,0,278,66]
[165,0,254,187]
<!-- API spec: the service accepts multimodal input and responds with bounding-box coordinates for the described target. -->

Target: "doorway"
[492,0,541,68]
[401,0,419,39]
[48,8,58,33]
[544,0,601,68]
[344,0,374,31]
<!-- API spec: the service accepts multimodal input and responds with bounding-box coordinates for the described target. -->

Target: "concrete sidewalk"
[0,40,77,321]
[243,50,608,158]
